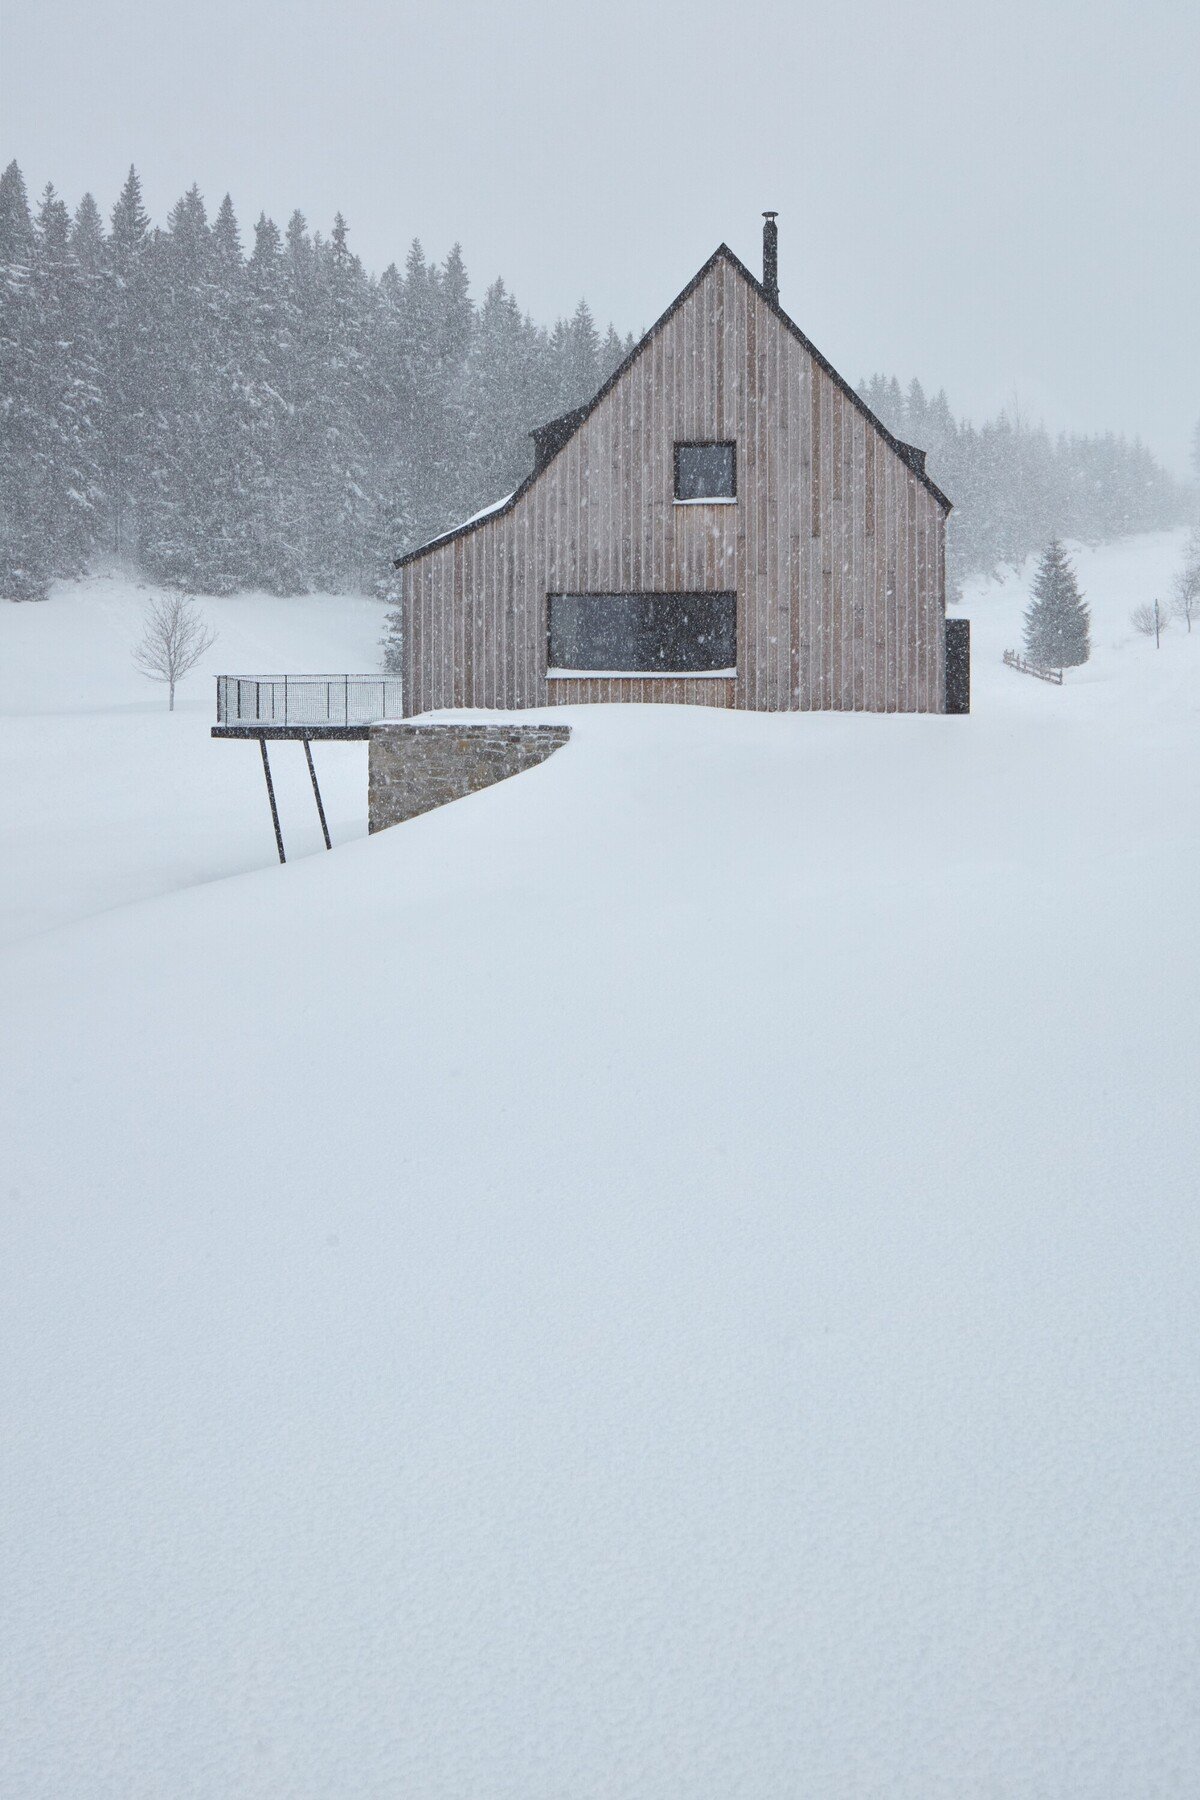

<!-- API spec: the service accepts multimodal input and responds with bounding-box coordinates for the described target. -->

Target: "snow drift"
[1,535,1198,1797]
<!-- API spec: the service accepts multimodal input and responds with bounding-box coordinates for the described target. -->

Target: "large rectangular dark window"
[548,592,737,674]
[674,442,736,501]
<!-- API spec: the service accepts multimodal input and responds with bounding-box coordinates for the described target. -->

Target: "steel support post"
[303,738,332,850]
[259,737,286,864]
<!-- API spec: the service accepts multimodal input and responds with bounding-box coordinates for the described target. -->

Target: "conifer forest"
[0,158,1190,604]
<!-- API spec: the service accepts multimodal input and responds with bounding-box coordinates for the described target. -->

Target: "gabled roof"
[394,243,951,569]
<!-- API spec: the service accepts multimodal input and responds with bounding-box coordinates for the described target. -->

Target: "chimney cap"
[762,210,778,219]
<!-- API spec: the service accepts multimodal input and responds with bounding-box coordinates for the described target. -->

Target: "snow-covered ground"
[0,568,385,947]
[2,532,1198,1797]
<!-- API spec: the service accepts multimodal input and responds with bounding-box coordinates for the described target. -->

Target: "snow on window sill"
[673,496,737,506]
[546,668,737,681]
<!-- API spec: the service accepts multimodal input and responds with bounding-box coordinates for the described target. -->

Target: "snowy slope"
[0,570,385,946]
[2,534,1199,1798]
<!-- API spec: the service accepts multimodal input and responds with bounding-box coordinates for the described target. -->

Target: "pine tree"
[386,237,475,548]
[70,193,104,259]
[858,369,1187,590]
[0,172,103,596]
[279,209,320,581]
[307,212,374,590]
[1023,538,1091,668]
[28,183,105,579]
[105,165,152,558]
[245,213,307,591]
[0,160,43,595]
[600,324,626,381]
[561,299,600,408]
[8,167,657,605]
[368,256,417,569]
[438,243,473,370]
[382,591,404,673]
[905,377,927,441]
[197,192,259,593]
[23,162,1190,622]
[430,242,476,528]
[68,195,109,556]
[139,185,216,585]
[462,277,537,502]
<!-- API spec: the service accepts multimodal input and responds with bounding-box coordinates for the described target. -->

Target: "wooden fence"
[1003,649,1063,685]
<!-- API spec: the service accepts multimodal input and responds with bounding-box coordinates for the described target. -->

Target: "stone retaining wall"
[368,722,571,831]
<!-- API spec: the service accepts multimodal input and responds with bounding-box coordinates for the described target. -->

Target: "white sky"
[4,0,1198,472]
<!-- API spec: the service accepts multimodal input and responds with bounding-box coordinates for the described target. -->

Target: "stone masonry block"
[368,722,571,831]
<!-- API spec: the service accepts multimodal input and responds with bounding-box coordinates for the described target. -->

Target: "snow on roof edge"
[407,492,515,558]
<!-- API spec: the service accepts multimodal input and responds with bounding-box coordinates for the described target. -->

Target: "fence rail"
[216,674,404,727]
[1002,649,1063,686]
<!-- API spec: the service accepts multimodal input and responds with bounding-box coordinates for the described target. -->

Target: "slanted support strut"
[303,738,332,850]
[260,736,286,864]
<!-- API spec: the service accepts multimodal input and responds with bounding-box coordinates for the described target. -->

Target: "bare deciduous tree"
[1131,599,1165,646]
[1170,532,1200,632]
[133,594,217,710]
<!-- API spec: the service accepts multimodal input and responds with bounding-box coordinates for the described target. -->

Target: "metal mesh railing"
[216,675,405,726]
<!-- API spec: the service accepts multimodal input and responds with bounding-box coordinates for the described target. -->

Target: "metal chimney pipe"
[762,211,779,305]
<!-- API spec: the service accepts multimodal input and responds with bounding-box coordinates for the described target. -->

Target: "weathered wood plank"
[401,255,946,718]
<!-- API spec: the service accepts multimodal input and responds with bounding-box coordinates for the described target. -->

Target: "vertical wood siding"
[402,256,947,716]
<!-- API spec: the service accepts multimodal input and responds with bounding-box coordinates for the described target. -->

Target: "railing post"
[284,673,288,726]
[344,674,349,726]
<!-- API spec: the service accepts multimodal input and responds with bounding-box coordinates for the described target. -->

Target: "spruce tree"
[19,160,1188,617]
[858,369,1187,593]
[391,238,472,547]
[69,196,109,552]
[28,183,104,579]
[382,590,404,673]
[367,257,417,570]
[308,212,374,590]
[430,242,476,529]
[600,324,626,381]
[1023,538,1091,668]
[0,160,43,595]
[199,193,259,593]
[70,192,104,262]
[245,213,307,591]
[6,166,655,603]
[463,277,536,502]
[139,185,218,586]
[105,165,152,558]
[280,209,320,581]
[562,299,600,408]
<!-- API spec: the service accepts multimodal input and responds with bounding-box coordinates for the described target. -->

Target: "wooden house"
[394,216,960,715]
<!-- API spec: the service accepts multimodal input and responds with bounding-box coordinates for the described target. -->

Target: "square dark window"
[674,442,736,501]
